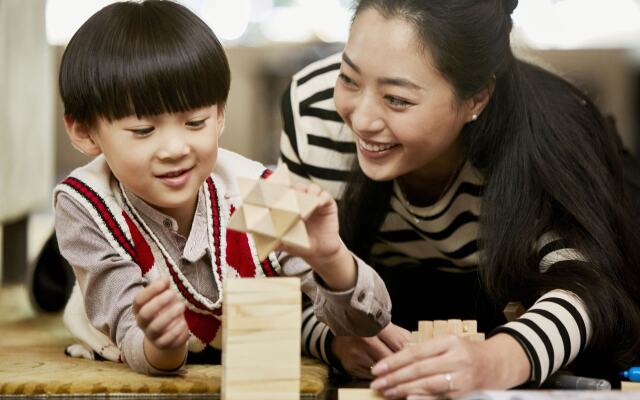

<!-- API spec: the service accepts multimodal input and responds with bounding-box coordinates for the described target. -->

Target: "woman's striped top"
[280,52,592,385]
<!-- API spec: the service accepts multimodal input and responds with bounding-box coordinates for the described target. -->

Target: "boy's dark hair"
[59,0,230,126]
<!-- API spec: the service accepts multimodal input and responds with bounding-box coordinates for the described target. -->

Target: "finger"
[371,336,452,376]
[379,326,412,352]
[144,301,186,340]
[382,374,455,400]
[133,277,170,315]
[154,317,189,349]
[351,354,377,379]
[371,354,453,393]
[363,336,394,361]
[135,289,177,329]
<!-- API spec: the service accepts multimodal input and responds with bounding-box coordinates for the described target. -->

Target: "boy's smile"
[89,104,224,234]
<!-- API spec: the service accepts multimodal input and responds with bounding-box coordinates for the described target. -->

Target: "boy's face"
[90,105,223,221]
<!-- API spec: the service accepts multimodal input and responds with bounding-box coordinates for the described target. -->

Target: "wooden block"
[270,208,299,236]
[222,277,301,400]
[418,320,433,342]
[294,191,321,220]
[238,176,259,200]
[461,332,485,342]
[227,164,321,261]
[249,232,280,262]
[280,219,310,248]
[462,320,477,334]
[433,320,449,337]
[268,163,293,186]
[270,190,300,214]
[622,381,640,391]
[338,388,384,400]
[244,204,276,237]
[447,319,463,335]
[410,330,420,344]
[224,290,300,305]
[503,302,525,322]
[225,277,301,293]
[225,304,301,330]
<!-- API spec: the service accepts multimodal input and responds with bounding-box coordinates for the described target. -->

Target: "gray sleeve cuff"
[120,328,186,376]
[312,253,391,336]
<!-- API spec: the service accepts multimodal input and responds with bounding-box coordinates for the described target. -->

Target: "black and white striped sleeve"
[278,52,356,200]
[492,234,592,385]
[301,302,333,365]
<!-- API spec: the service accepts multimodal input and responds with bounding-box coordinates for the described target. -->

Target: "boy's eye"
[186,118,208,128]
[128,127,154,136]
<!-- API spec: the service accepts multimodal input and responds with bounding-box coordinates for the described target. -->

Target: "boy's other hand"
[332,323,412,379]
[133,277,189,350]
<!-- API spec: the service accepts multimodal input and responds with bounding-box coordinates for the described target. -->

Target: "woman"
[282,0,640,397]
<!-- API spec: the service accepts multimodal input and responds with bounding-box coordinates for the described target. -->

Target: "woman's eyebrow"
[342,52,423,90]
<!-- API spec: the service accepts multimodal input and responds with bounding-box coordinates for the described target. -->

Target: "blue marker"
[620,366,640,382]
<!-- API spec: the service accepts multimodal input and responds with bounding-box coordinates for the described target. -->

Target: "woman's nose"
[350,96,384,134]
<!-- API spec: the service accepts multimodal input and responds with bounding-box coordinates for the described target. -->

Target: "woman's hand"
[333,323,413,379]
[370,333,531,399]
[133,277,190,370]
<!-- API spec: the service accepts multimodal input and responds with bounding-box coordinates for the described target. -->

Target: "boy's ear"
[216,106,226,137]
[64,115,102,156]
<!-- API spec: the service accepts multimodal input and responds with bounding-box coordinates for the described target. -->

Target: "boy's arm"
[278,252,390,337]
[55,192,186,375]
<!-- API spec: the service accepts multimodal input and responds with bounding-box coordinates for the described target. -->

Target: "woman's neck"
[399,149,465,207]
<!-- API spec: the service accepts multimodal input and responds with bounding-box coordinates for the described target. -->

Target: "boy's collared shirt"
[55,153,391,374]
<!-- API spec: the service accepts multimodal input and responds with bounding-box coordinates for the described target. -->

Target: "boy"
[54,0,392,374]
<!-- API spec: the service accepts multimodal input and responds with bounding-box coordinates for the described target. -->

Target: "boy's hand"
[278,182,357,290]
[132,277,189,350]
[332,323,412,379]
[279,182,342,261]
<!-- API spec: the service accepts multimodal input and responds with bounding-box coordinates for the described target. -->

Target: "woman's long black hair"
[339,0,640,375]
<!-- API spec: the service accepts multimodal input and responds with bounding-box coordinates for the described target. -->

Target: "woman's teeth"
[359,139,397,152]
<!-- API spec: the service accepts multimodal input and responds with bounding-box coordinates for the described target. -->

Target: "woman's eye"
[128,127,154,136]
[186,118,207,128]
[338,73,357,87]
[385,96,412,108]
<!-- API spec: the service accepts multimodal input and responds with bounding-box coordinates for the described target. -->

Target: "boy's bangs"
[97,45,225,121]
[60,1,230,124]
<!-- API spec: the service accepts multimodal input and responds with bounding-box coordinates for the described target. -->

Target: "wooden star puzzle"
[228,164,322,261]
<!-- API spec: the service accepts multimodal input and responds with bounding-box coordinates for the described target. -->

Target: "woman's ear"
[465,77,495,122]
[64,115,102,156]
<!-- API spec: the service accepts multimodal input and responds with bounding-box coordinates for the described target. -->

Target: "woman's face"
[334,8,472,184]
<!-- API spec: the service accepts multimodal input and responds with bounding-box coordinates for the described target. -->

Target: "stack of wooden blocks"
[221,277,301,400]
[339,319,484,400]
[412,319,485,343]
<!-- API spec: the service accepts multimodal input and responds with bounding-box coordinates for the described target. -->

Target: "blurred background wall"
[1,0,640,284]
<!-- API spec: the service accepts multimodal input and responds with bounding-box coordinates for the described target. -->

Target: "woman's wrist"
[481,333,531,389]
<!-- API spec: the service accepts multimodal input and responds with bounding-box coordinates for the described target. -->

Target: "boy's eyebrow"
[342,52,423,91]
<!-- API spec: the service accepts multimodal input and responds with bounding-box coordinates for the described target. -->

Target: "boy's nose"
[157,135,190,159]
